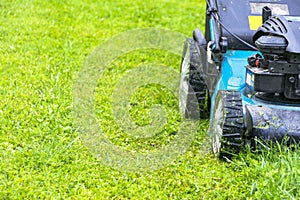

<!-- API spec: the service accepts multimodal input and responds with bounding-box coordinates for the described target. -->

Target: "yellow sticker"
[248,15,262,30]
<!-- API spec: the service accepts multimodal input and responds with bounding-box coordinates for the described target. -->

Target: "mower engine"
[246,15,300,102]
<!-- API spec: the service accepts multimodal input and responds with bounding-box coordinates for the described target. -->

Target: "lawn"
[1,0,300,199]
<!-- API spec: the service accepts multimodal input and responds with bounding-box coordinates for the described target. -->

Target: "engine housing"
[246,15,300,101]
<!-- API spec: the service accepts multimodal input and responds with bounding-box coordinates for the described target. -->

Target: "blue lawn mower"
[179,0,300,158]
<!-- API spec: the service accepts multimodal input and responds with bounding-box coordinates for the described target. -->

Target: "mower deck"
[246,104,300,143]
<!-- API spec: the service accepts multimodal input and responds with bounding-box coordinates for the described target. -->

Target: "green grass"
[1,0,300,199]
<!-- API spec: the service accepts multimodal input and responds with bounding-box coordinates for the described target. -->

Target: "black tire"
[211,90,245,158]
[179,38,208,119]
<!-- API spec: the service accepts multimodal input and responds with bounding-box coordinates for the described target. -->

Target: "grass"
[0,0,300,199]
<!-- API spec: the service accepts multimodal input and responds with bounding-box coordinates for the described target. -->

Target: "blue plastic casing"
[208,50,300,137]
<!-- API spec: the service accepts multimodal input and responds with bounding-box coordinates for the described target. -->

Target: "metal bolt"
[289,76,295,83]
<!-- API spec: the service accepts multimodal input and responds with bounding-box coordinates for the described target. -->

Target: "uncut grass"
[95,50,183,152]
[1,0,300,199]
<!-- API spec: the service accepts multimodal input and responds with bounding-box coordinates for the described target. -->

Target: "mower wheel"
[211,90,245,158]
[179,38,208,119]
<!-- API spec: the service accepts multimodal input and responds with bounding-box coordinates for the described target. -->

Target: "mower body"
[210,50,300,142]
[179,0,300,156]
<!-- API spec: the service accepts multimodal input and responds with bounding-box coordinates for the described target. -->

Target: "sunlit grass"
[0,0,299,199]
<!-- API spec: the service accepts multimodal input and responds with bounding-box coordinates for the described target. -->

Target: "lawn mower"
[179,0,300,158]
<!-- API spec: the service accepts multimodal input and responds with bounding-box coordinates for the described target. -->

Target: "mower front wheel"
[179,38,208,119]
[211,90,245,158]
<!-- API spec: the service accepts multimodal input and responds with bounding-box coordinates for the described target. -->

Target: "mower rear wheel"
[211,90,245,158]
[179,38,208,119]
